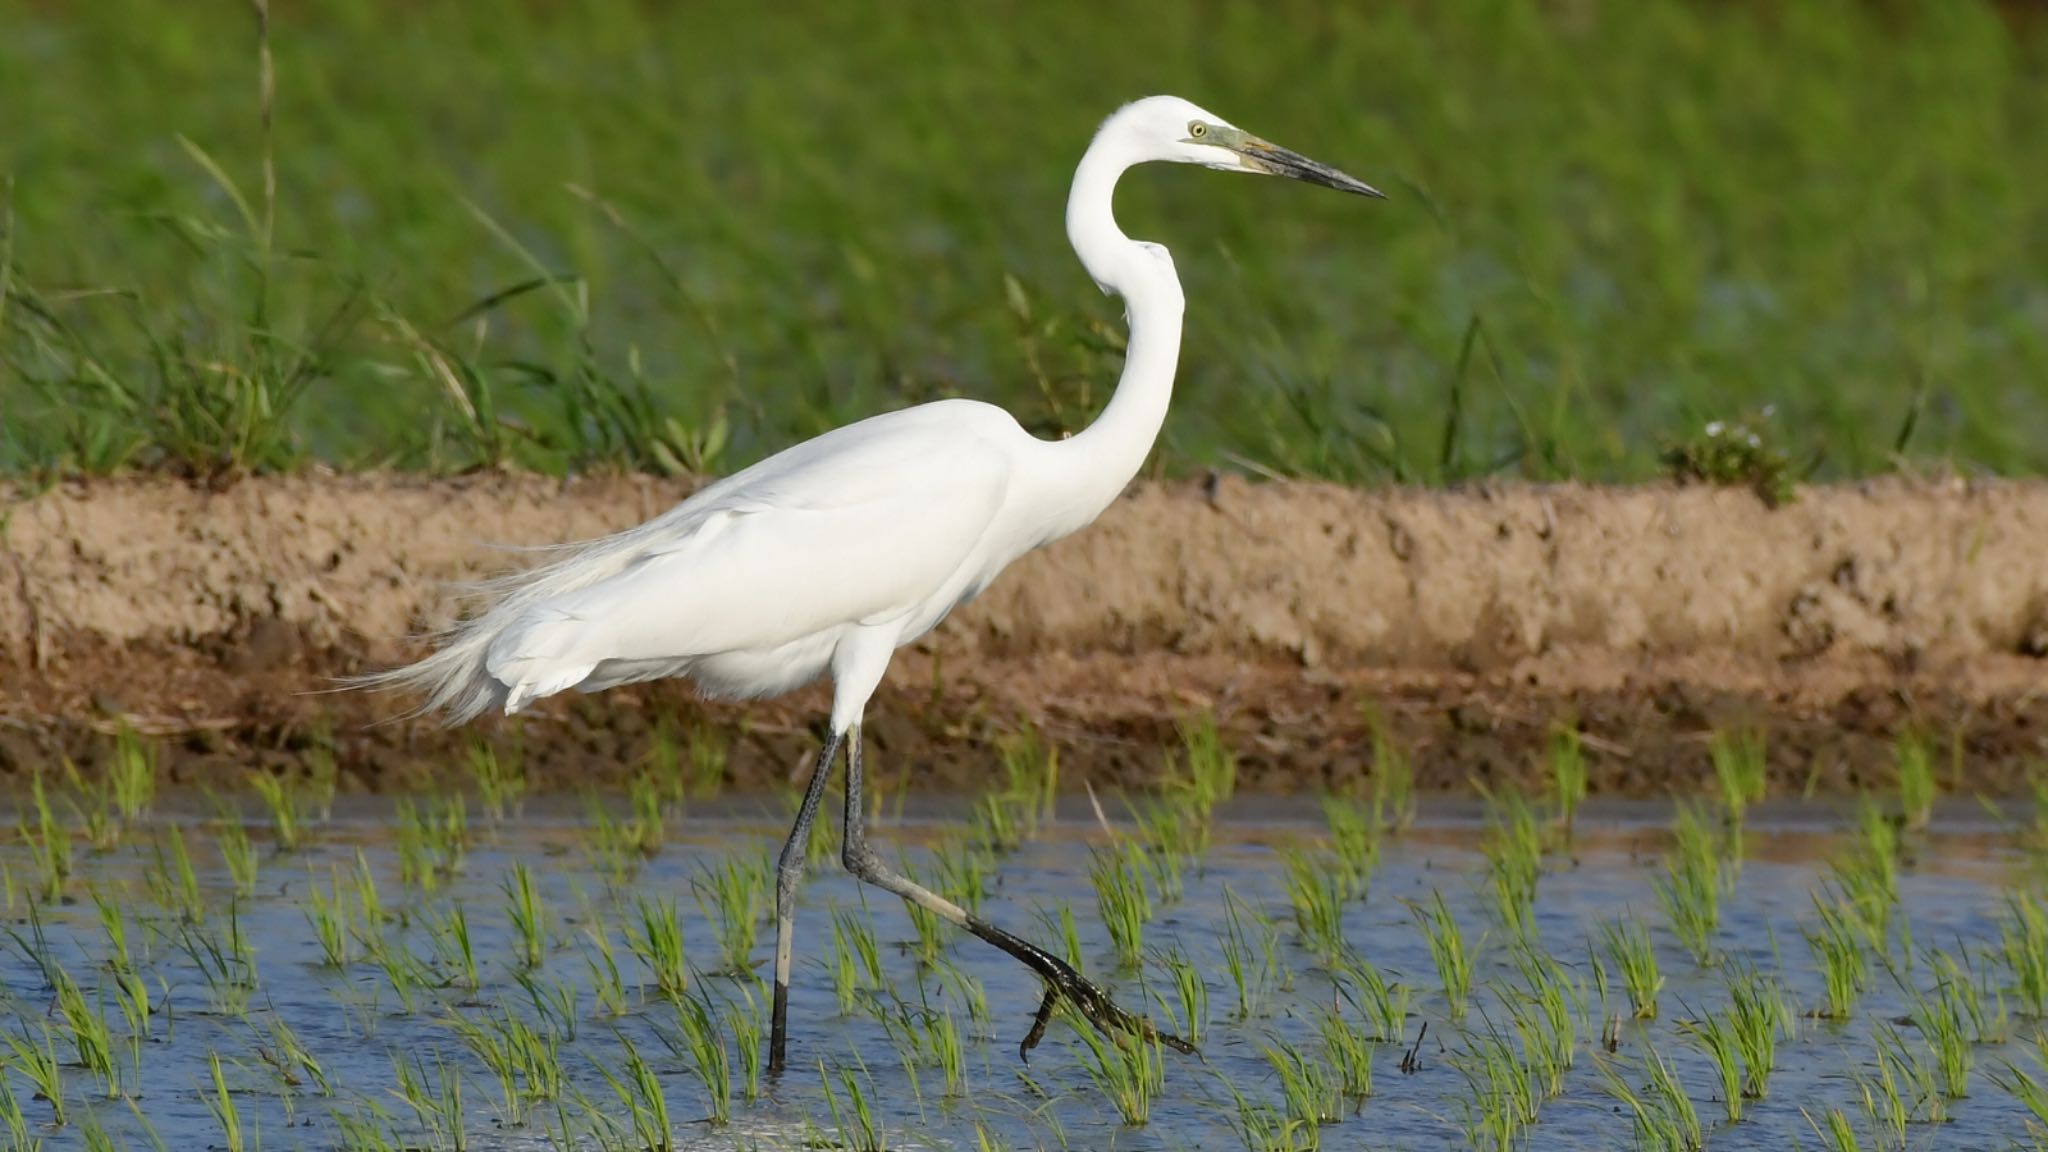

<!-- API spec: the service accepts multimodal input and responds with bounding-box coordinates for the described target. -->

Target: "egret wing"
[484,412,1014,682]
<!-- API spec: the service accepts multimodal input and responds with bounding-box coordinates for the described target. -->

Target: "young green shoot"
[1282,846,1346,959]
[1710,725,1767,825]
[1600,915,1664,1020]
[1547,722,1588,846]
[1892,729,1938,832]
[1411,890,1475,1023]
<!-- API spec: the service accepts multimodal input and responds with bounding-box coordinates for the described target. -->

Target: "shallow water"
[0,791,2041,1150]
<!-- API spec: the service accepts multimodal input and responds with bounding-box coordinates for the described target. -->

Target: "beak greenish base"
[1234,136,1384,198]
[1189,124,1382,198]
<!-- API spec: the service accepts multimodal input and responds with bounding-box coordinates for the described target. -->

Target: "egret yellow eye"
[1188,121,1208,139]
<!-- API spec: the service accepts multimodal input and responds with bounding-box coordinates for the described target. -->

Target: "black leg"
[837,724,1193,1060]
[767,730,843,1076]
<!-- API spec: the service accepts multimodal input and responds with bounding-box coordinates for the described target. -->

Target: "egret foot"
[963,913,1195,1061]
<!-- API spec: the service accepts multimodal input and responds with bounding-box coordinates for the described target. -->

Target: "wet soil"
[3,472,2045,795]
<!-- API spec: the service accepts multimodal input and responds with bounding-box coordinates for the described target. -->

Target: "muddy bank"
[2,473,2044,795]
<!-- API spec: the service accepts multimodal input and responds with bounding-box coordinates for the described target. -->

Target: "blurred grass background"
[2,0,2044,483]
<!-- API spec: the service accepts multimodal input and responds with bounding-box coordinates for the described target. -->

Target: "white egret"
[363,94,1380,1072]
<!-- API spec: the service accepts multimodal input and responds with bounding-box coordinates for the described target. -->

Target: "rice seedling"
[1074,1015,1165,1127]
[1168,710,1236,820]
[1333,951,1410,1043]
[103,724,155,833]
[1320,794,1380,899]
[303,733,340,825]
[467,737,527,823]
[1656,801,1724,965]
[516,969,579,1043]
[1901,952,1977,1099]
[1508,944,1581,1098]
[885,1004,967,1098]
[62,760,121,856]
[1807,892,1868,1019]
[1892,729,1938,832]
[818,1058,884,1152]
[342,853,388,967]
[176,900,257,1015]
[1482,789,1544,940]
[303,860,352,959]
[928,835,991,914]
[1410,890,1476,1022]
[582,918,630,1018]
[1726,966,1790,1101]
[1599,915,1664,1020]
[1365,707,1415,834]
[330,1096,401,1152]
[112,970,152,1059]
[1315,1001,1376,1104]
[1222,886,1282,1021]
[1229,1087,1317,1152]
[371,933,427,1015]
[4,1024,66,1127]
[51,968,118,1098]
[1682,1008,1745,1122]
[664,986,733,1126]
[1451,1023,1538,1151]
[1806,1107,1862,1152]
[20,774,73,903]
[1265,1036,1344,1134]
[692,852,769,976]
[450,1011,537,1127]
[395,796,451,892]
[686,721,732,798]
[149,823,202,923]
[1598,1045,1702,1152]
[1990,1034,2048,1143]
[900,856,951,966]
[1128,799,1196,899]
[584,787,664,880]
[1152,946,1209,1047]
[0,1078,32,1152]
[213,808,260,898]
[91,885,133,975]
[1869,1020,1946,1129]
[1003,723,1061,833]
[394,1050,469,1152]
[1282,847,1346,959]
[1829,800,1901,949]
[206,1052,248,1152]
[1547,722,1587,846]
[2005,894,2048,1018]
[263,1013,331,1099]
[247,768,308,852]
[503,860,548,970]
[727,997,765,1103]
[423,901,481,993]
[1091,838,1154,970]
[1710,725,1767,825]
[628,893,691,1003]
[833,904,887,1008]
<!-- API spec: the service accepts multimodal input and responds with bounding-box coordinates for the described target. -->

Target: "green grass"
[6,3,2046,481]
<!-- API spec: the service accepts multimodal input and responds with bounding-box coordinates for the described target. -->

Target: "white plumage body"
[483,399,1043,715]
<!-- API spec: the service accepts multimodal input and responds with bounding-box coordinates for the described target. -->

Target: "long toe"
[1019,987,1059,1062]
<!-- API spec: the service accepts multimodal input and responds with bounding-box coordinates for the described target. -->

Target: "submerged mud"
[1,472,2044,794]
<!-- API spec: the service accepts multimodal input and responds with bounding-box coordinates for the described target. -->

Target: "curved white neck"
[1036,136,1186,534]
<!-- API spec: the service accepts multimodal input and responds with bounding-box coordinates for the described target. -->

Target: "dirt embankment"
[2,473,2045,795]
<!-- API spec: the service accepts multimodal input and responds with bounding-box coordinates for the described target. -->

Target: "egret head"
[1106,95,1384,198]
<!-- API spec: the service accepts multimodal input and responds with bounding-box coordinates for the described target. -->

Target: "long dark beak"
[1235,137,1384,198]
